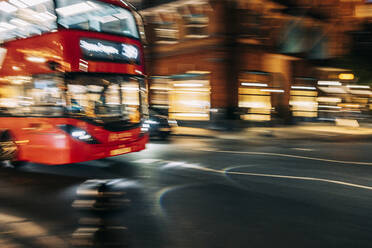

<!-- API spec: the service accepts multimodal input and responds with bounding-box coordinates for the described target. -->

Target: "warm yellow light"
[241,114,271,121]
[339,73,354,80]
[317,97,341,103]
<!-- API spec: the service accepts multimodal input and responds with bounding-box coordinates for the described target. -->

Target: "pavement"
[172,123,372,142]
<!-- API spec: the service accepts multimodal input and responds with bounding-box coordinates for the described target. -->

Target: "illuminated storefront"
[289,78,318,119]
[238,71,273,121]
[169,73,211,121]
[149,76,170,110]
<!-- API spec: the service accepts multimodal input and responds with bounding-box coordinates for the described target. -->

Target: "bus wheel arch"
[0,130,26,167]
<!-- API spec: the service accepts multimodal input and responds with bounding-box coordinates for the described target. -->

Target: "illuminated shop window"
[150,76,170,108]
[238,72,273,121]
[290,89,318,118]
[289,78,318,118]
[0,0,56,42]
[169,73,210,121]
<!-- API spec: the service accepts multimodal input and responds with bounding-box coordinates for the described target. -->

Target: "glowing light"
[0,2,17,13]
[71,131,85,137]
[291,86,316,90]
[317,81,341,86]
[239,101,270,108]
[174,83,204,87]
[348,90,371,95]
[186,71,210,74]
[122,44,138,59]
[318,105,341,109]
[25,56,46,63]
[338,73,354,80]
[12,66,21,71]
[346,85,370,89]
[172,113,209,117]
[80,40,119,55]
[317,97,341,103]
[10,18,29,26]
[145,120,159,125]
[335,118,359,128]
[260,89,284,93]
[34,12,56,21]
[0,22,17,30]
[122,87,138,91]
[289,101,318,108]
[242,82,268,87]
[344,104,360,108]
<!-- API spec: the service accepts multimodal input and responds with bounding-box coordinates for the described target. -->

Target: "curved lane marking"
[197,148,372,166]
[224,167,372,191]
[164,161,372,191]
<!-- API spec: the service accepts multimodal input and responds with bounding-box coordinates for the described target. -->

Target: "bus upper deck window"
[56,0,139,39]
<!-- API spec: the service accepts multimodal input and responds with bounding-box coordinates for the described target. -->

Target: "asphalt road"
[1,136,372,248]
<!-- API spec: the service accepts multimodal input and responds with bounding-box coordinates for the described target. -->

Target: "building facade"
[140,0,369,125]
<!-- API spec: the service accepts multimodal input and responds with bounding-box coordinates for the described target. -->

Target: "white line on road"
[196,148,372,166]
[292,148,315,152]
[224,166,372,191]
[158,161,372,191]
[131,158,372,191]
[132,159,162,164]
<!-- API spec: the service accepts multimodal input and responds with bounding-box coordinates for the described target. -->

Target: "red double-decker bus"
[0,0,148,165]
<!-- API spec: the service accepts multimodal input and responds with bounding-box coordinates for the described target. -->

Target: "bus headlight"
[141,123,150,132]
[144,119,159,125]
[71,130,92,140]
[58,125,99,144]
[167,119,178,126]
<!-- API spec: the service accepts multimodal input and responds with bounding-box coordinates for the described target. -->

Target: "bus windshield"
[66,74,141,123]
[0,74,143,124]
[56,0,139,39]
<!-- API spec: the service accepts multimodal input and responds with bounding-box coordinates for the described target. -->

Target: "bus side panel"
[0,117,147,165]
[0,117,71,164]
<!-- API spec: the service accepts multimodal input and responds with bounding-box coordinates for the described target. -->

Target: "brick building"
[139,0,363,124]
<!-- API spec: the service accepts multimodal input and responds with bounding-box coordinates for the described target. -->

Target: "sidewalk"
[172,123,372,142]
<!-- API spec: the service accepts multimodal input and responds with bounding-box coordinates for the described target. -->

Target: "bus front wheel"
[0,130,26,168]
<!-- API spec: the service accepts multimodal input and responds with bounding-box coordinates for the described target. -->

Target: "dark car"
[142,110,177,140]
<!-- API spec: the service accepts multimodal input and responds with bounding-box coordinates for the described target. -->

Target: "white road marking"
[158,160,372,191]
[292,148,314,152]
[224,166,372,191]
[131,157,372,191]
[196,148,372,166]
[132,159,162,164]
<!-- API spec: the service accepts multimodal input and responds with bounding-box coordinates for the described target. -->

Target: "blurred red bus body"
[0,0,148,165]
